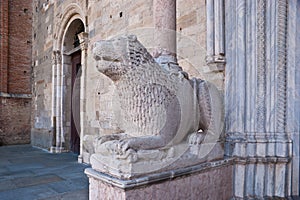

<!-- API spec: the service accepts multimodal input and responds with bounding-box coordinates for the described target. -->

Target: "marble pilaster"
[225,0,293,198]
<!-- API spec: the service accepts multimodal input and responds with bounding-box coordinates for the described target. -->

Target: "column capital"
[51,51,57,65]
[78,32,89,51]
[55,50,62,63]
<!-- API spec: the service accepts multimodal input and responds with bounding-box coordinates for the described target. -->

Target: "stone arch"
[55,4,85,50]
[51,3,88,160]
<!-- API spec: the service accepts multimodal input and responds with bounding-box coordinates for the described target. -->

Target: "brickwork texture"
[0,0,32,145]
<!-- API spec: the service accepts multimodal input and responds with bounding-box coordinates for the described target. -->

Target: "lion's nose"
[94,55,101,60]
[93,41,99,49]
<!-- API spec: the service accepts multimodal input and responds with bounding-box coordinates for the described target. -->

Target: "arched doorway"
[62,19,84,154]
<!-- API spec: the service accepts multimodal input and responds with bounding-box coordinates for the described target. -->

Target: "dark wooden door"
[71,51,81,154]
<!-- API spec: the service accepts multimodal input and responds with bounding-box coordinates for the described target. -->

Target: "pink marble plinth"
[85,159,234,200]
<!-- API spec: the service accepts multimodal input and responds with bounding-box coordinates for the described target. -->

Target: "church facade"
[1,0,300,198]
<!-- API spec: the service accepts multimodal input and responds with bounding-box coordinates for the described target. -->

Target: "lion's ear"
[128,35,137,41]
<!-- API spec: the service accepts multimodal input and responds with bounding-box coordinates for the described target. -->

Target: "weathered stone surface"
[90,35,224,178]
[31,0,214,158]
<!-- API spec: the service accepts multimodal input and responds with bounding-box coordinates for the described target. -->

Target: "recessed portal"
[63,19,84,154]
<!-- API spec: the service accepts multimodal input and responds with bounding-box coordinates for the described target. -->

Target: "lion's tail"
[193,78,224,143]
[206,82,224,141]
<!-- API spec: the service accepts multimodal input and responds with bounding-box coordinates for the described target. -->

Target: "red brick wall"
[0,97,31,145]
[0,0,9,92]
[8,0,32,94]
[0,0,33,145]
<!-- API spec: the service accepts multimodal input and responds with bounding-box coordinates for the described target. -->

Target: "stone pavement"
[0,145,89,200]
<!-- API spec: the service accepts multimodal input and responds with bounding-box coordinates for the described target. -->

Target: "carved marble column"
[56,51,64,152]
[153,0,176,54]
[77,32,88,163]
[50,50,65,153]
[225,0,293,198]
[206,0,225,72]
[50,51,57,151]
[153,0,182,72]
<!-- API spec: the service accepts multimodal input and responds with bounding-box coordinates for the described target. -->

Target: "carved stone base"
[77,154,83,163]
[85,158,233,200]
[90,142,224,179]
[50,146,66,153]
[226,133,292,198]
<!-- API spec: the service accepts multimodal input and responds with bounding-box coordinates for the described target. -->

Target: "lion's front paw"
[94,134,123,147]
[107,139,137,162]
[189,132,205,145]
[115,138,135,154]
[101,138,135,155]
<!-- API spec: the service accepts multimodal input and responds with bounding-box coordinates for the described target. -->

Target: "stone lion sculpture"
[90,35,223,178]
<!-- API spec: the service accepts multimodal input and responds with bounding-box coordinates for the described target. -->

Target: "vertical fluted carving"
[276,0,288,133]
[256,0,266,132]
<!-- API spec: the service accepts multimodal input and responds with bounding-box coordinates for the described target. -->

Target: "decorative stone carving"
[51,51,57,65]
[90,35,224,179]
[78,32,88,51]
[225,0,292,198]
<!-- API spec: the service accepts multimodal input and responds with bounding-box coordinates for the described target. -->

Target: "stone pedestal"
[90,142,224,179]
[85,159,233,200]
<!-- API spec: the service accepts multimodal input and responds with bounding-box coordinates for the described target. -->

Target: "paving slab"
[39,189,89,200]
[0,145,89,200]
[0,184,58,200]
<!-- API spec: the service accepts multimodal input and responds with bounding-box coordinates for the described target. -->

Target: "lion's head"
[93,35,156,82]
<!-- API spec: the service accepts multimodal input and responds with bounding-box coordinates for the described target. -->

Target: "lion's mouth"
[95,54,121,62]
[102,56,121,63]
[96,60,123,81]
[96,60,113,72]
